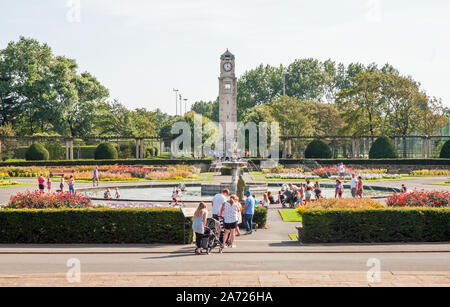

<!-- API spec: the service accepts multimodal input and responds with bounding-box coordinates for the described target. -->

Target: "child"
[68,176,75,195]
[172,189,181,204]
[60,175,65,193]
[47,177,52,193]
[104,188,112,200]
[115,187,120,199]
[305,186,312,203]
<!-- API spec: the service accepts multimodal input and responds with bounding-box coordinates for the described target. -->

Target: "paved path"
[1,271,449,287]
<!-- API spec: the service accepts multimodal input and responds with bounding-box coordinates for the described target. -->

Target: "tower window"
[224,83,231,90]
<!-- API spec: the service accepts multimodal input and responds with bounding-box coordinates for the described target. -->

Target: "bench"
[398,169,413,176]
[49,170,75,178]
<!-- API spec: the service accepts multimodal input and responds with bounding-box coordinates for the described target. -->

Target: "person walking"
[38,174,45,193]
[219,195,240,249]
[212,189,229,221]
[314,182,322,201]
[335,180,344,199]
[93,166,100,187]
[46,177,52,193]
[193,202,208,255]
[356,176,364,198]
[338,163,346,179]
[68,175,75,195]
[243,191,255,235]
[59,175,65,193]
[350,174,357,198]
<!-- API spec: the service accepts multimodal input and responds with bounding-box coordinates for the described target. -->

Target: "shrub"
[300,208,450,243]
[25,143,50,161]
[411,169,450,177]
[8,191,92,209]
[253,207,268,228]
[221,167,232,176]
[0,209,190,244]
[305,140,332,159]
[304,198,386,210]
[440,140,450,158]
[95,143,118,160]
[387,190,450,208]
[369,137,397,159]
[45,142,66,160]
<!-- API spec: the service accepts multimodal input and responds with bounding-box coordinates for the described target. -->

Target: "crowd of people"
[37,174,76,195]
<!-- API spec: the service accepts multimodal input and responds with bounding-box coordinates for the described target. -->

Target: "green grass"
[279,209,303,222]
[0,184,32,189]
[289,234,299,241]
[424,182,450,186]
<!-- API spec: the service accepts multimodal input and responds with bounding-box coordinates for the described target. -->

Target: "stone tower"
[219,49,237,157]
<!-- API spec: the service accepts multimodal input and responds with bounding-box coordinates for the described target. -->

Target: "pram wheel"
[219,247,223,254]
[207,247,212,255]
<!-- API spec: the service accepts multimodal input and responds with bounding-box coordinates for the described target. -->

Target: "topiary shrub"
[95,143,118,160]
[305,140,332,159]
[369,136,397,159]
[440,140,450,158]
[25,143,50,161]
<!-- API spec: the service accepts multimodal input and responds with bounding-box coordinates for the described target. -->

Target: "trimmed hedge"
[369,136,397,159]
[440,140,450,159]
[0,209,192,244]
[300,208,450,243]
[253,207,268,229]
[25,143,49,161]
[305,140,332,159]
[0,158,213,167]
[95,143,118,160]
[249,158,450,166]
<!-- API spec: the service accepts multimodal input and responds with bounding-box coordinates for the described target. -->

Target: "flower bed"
[411,169,450,177]
[8,191,92,209]
[387,190,450,208]
[313,165,355,178]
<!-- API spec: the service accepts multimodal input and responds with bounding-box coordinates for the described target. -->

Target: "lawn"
[424,182,450,186]
[278,209,303,222]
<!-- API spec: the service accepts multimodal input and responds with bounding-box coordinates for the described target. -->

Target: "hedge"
[369,136,397,159]
[253,207,268,229]
[300,208,450,243]
[0,209,192,244]
[305,140,332,159]
[249,158,450,166]
[25,143,49,161]
[0,158,213,167]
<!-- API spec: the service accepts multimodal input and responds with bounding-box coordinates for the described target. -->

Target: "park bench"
[49,169,75,178]
[398,169,413,176]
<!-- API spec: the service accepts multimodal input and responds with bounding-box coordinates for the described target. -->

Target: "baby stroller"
[281,189,295,208]
[201,218,224,255]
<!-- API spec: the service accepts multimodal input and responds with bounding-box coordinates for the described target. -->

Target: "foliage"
[0,124,18,161]
[440,140,450,159]
[25,143,50,161]
[252,206,268,228]
[279,209,303,222]
[304,198,386,210]
[94,143,118,160]
[300,208,450,243]
[8,191,92,209]
[369,136,397,159]
[305,140,332,159]
[0,209,190,244]
[411,169,450,177]
[387,190,450,208]
[312,165,354,178]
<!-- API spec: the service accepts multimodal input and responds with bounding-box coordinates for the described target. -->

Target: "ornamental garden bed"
[295,192,450,243]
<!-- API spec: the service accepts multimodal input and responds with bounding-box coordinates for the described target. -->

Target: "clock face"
[223,62,233,72]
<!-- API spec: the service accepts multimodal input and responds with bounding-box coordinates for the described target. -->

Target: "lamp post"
[173,89,179,116]
[179,94,183,117]
[184,98,188,115]
[282,71,288,96]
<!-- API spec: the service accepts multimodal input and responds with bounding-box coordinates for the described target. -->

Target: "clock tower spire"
[219,49,237,157]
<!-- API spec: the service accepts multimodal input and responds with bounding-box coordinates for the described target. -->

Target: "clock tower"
[219,49,237,157]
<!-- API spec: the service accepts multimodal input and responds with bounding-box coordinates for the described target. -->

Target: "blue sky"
[1,0,449,114]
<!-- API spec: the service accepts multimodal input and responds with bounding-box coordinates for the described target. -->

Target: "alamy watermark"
[66,0,81,23]
[170,115,280,166]
[366,0,383,23]
[66,258,81,283]
[366,258,381,283]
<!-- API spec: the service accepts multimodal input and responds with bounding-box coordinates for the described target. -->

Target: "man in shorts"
[93,166,100,187]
